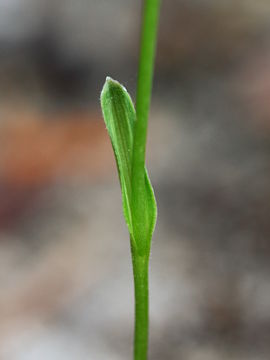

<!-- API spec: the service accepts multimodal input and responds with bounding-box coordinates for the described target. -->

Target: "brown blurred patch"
[0,108,113,187]
[0,107,114,228]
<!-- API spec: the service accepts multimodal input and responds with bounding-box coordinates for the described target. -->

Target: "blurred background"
[0,0,270,359]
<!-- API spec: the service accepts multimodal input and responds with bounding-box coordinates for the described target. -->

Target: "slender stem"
[131,0,161,231]
[131,1,161,359]
[131,246,149,360]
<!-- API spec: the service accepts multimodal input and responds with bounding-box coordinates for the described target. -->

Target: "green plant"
[100,1,161,359]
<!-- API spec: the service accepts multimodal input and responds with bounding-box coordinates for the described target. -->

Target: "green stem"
[131,0,161,227]
[131,1,161,359]
[131,247,149,360]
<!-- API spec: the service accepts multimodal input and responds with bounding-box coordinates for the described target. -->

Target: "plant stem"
[131,0,161,359]
[131,246,149,360]
[131,0,161,245]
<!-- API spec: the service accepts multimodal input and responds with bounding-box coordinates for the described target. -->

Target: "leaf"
[101,77,134,235]
[101,77,157,252]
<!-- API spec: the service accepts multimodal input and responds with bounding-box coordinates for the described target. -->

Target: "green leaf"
[101,77,157,253]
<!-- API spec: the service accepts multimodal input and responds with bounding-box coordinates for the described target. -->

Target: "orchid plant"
[101,1,161,358]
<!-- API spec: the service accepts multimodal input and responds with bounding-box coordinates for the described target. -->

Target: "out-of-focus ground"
[0,0,270,359]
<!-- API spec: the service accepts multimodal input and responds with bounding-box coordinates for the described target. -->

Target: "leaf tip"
[102,76,128,95]
[106,76,113,82]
